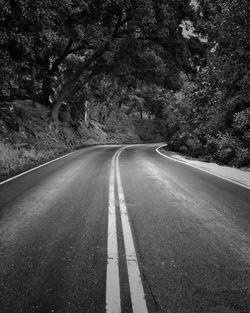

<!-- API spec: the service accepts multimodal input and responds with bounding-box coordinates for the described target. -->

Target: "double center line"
[106,146,149,313]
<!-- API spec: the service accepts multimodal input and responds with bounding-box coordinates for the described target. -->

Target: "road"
[0,144,250,313]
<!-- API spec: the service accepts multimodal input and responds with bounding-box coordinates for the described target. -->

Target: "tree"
[1,0,197,119]
[196,0,250,114]
[163,0,250,165]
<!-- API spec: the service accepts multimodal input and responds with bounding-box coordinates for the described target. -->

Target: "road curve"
[0,144,250,313]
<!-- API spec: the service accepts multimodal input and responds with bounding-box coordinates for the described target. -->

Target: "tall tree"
[0,0,197,121]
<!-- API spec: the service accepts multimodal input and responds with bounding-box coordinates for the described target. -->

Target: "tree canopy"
[1,0,249,166]
[0,0,197,119]
[165,0,250,166]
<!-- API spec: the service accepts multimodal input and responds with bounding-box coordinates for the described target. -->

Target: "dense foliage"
[1,0,249,166]
[166,0,250,166]
[0,0,196,117]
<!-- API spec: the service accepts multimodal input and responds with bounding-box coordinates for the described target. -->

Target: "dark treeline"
[0,0,249,166]
[166,0,250,167]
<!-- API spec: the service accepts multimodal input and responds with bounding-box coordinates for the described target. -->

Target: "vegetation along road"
[0,144,250,313]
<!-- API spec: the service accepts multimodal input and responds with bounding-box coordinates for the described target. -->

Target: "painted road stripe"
[116,147,149,313]
[0,150,77,186]
[106,150,121,313]
[156,145,250,190]
[0,145,122,187]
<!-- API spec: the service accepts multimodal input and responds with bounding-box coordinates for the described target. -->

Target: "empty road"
[0,144,250,313]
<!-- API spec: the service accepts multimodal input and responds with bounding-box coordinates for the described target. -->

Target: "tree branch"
[49,39,73,74]
[112,13,123,38]
[112,13,132,38]
[68,42,110,85]
[68,44,96,54]
[49,40,98,75]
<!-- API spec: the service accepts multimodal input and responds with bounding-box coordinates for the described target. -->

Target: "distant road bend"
[0,144,250,313]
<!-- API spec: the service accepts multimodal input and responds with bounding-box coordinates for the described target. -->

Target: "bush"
[167,129,250,167]
[0,142,21,173]
[0,142,49,179]
[179,145,188,153]
[214,147,235,164]
[186,137,203,157]
[233,147,250,167]
[204,135,218,156]
[243,131,250,144]
[233,109,250,133]
[167,132,188,152]
[212,132,236,164]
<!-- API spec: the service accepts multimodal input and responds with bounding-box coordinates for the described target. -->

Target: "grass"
[0,142,58,180]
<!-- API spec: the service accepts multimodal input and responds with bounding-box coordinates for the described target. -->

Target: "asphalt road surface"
[0,144,250,313]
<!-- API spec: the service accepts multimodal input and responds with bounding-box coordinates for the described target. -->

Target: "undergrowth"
[0,142,58,180]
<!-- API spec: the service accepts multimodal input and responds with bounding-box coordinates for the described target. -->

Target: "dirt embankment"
[0,100,164,181]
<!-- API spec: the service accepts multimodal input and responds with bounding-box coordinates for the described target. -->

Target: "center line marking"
[106,146,148,313]
[116,147,149,313]
[106,149,121,313]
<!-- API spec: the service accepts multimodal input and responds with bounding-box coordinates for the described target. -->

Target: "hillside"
[0,100,164,181]
[1,0,249,177]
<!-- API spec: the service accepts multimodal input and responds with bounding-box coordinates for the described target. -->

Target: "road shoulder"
[156,145,250,190]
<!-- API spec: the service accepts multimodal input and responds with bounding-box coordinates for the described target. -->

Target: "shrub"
[186,137,203,157]
[233,147,250,167]
[0,142,49,178]
[243,131,250,144]
[0,142,22,173]
[214,147,235,164]
[212,132,237,164]
[167,133,187,152]
[179,145,188,153]
[233,109,250,133]
[204,135,218,156]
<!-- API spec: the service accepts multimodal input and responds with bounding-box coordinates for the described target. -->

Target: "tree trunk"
[84,101,90,127]
[42,74,53,107]
[30,62,36,107]
[51,83,74,121]
[50,44,109,121]
[115,100,123,119]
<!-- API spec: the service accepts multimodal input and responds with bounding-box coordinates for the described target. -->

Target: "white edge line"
[0,145,122,186]
[156,144,250,190]
[0,150,78,186]
[116,146,149,313]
